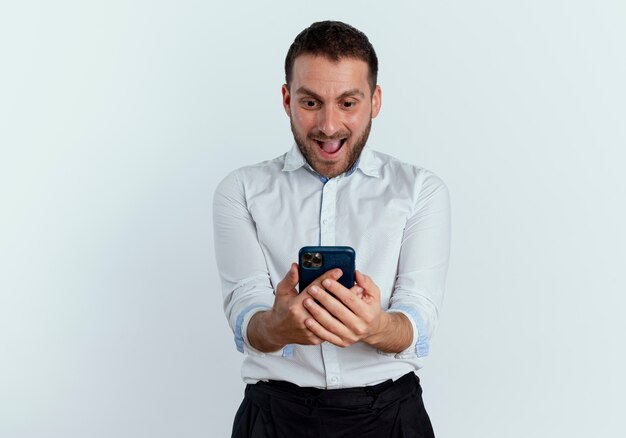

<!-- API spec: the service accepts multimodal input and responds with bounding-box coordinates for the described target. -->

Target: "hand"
[302,270,389,348]
[247,263,343,352]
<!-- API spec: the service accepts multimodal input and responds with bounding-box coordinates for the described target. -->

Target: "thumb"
[356,270,379,299]
[355,270,367,287]
[276,263,299,297]
[355,270,372,291]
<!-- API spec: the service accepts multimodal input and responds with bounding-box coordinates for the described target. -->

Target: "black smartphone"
[298,246,356,292]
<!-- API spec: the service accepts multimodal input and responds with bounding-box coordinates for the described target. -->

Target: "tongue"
[320,140,342,153]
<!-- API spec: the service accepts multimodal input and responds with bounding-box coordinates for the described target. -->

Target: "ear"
[282,84,292,117]
[371,85,382,119]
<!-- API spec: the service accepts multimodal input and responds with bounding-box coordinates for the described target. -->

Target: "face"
[282,54,382,178]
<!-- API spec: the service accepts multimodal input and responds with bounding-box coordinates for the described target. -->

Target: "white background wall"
[1,1,625,437]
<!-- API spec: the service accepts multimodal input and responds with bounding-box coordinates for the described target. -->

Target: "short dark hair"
[285,21,378,93]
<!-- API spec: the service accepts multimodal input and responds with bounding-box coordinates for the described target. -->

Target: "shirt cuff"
[387,307,430,359]
[236,305,293,357]
[235,305,271,355]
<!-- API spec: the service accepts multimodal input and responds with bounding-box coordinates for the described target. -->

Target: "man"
[214,21,450,437]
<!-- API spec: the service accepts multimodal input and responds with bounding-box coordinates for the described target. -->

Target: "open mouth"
[315,138,346,155]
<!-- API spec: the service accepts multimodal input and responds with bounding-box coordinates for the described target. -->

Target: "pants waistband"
[248,372,420,409]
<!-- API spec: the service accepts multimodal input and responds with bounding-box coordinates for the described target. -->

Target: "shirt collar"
[282,143,308,172]
[354,146,381,178]
[282,143,381,179]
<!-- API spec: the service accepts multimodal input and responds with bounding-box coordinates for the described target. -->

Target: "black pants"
[231,372,435,438]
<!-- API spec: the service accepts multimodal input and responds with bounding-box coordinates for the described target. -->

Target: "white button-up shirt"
[213,144,451,389]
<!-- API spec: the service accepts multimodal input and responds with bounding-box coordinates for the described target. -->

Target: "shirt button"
[329,376,338,384]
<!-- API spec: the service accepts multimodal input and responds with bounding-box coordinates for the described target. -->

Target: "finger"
[300,268,343,297]
[308,283,362,330]
[276,263,299,297]
[319,279,364,315]
[350,284,365,299]
[303,313,351,348]
[300,330,324,345]
[322,268,343,282]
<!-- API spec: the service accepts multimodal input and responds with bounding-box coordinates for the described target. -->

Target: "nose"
[317,105,340,137]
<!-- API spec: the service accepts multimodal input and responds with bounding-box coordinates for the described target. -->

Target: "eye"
[342,100,357,109]
[301,99,320,109]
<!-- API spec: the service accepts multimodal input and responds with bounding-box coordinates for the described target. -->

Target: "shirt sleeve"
[212,170,278,356]
[388,170,451,359]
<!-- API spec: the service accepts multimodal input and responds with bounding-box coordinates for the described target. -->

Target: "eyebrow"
[295,87,365,100]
